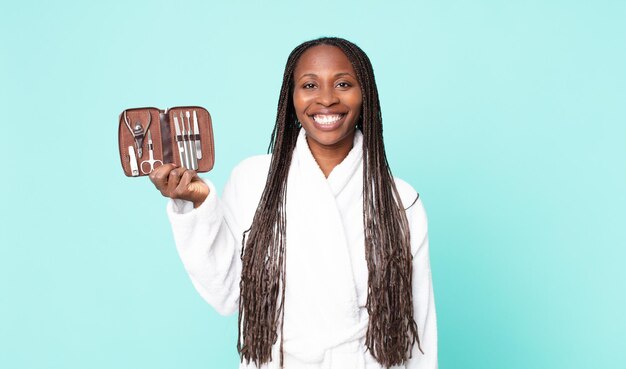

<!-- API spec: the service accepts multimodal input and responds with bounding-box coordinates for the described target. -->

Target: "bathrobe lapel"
[281,129,365,363]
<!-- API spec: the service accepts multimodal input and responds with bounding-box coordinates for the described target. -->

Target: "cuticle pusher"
[186,111,198,170]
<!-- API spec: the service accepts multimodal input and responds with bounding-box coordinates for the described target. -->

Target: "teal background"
[1,0,624,368]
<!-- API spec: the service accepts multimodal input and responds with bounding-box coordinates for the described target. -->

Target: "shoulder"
[221,154,272,222]
[393,177,428,248]
[232,154,272,176]
[393,177,420,211]
[224,153,272,196]
[228,154,272,186]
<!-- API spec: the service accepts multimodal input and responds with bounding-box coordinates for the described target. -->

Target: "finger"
[174,170,195,198]
[149,163,177,192]
[182,171,209,206]
[166,167,187,197]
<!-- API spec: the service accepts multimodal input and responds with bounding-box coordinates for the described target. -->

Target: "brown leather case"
[118,106,215,177]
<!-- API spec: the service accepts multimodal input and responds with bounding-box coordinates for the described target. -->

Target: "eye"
[336,81,352,88]
[302,82,316,89]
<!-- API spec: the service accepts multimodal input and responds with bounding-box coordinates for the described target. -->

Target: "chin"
[303,126,356,150]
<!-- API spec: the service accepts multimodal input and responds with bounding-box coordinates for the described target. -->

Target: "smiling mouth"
[312,114,345,126]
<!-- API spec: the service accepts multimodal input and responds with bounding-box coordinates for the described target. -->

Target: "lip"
[307,112,348,131]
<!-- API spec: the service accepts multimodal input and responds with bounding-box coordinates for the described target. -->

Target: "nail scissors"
[140,130,163,174]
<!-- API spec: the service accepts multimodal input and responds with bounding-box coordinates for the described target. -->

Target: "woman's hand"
[149,164,209,208]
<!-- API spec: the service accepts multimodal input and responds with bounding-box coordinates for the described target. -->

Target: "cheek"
[349,92,363,115]
[292,92,309,115]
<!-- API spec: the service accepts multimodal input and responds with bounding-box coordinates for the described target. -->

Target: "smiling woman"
[292,44,363,176]
[149,37,437,369]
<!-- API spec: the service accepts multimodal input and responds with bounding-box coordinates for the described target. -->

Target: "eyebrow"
[296,72,355,80]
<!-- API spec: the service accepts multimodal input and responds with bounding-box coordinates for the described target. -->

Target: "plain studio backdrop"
[1,1,624,368]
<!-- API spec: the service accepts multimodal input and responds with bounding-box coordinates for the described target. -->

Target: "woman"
[149,37,437,369]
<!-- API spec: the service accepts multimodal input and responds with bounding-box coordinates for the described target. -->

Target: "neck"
[306,132,355,178]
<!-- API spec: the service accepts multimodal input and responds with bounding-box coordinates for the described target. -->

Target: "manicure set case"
[118,106,215,177]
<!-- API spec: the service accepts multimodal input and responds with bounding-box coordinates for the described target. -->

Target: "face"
[292,45,363,154]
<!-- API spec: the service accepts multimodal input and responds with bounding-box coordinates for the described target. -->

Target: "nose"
[317,85,339,106]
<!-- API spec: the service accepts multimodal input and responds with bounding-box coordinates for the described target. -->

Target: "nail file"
[128,146,139,176]
[174,116,187,168]
[193,110,202,160]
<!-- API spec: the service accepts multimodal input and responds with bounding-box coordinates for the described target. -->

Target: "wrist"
[192,190,209,209]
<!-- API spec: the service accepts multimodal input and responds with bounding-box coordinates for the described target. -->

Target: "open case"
[118,106,215,177]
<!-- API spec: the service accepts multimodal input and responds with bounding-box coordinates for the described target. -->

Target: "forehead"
[294,44,356,76]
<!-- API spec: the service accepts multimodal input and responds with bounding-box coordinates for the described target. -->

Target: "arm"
[154,157,271,316]
[149,164,244,316]
[167,177,242,316]
[407,198,438,368]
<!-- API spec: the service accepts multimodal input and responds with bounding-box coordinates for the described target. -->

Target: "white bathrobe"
[167,130,437,369]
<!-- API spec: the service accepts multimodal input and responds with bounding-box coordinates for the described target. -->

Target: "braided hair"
[238,36,421,368]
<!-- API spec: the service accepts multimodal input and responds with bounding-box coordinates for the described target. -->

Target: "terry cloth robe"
[167,129,438,369]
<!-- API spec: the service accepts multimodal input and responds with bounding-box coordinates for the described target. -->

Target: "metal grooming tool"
[128,146,139,176]
[123,110,152,158]
[185,111,198,170]
[180,112,193,170]
[174,116,188,168]
[140,131,163,174]
[192,110,202,160]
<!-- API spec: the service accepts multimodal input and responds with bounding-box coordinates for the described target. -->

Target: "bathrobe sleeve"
[166,174,244,316]
[406,196,438,369]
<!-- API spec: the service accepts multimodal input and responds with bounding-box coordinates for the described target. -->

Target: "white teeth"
[313,114,343,125]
